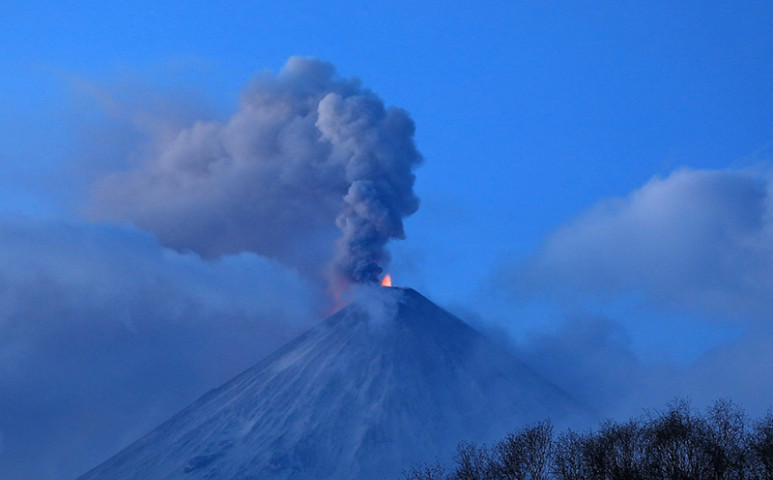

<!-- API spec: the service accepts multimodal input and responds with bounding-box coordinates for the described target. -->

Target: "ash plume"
[92,57,421,284]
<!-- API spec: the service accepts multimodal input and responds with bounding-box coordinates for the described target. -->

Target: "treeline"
[402,399,773,480]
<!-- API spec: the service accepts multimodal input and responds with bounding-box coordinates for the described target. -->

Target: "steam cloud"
[92,57,421,284]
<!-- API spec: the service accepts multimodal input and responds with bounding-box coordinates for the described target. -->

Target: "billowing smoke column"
[92,57,421,285]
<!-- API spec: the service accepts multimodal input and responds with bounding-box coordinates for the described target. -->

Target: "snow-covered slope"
[77,287,583,480]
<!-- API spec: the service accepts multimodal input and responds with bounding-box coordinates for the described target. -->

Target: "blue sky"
[2,2,773,479]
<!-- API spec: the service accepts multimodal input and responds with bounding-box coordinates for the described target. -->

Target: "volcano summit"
[77,287,584,480]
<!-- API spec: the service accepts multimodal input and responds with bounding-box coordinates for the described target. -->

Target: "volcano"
[77,287,585,480]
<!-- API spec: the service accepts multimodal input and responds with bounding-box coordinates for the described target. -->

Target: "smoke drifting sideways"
[91,57,422,286]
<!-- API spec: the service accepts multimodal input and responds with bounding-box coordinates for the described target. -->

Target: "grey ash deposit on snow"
[77,287,586,480]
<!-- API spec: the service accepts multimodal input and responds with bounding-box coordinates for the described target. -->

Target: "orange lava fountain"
[380,274,392,287]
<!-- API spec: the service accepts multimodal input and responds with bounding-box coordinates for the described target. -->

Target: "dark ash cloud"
[91,57,422,285]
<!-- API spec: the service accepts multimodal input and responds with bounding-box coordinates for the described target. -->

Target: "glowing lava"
[380,274,392,287]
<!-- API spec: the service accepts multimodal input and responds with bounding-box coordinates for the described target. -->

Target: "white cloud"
[0,215,321,480]
[510,167,773,322]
